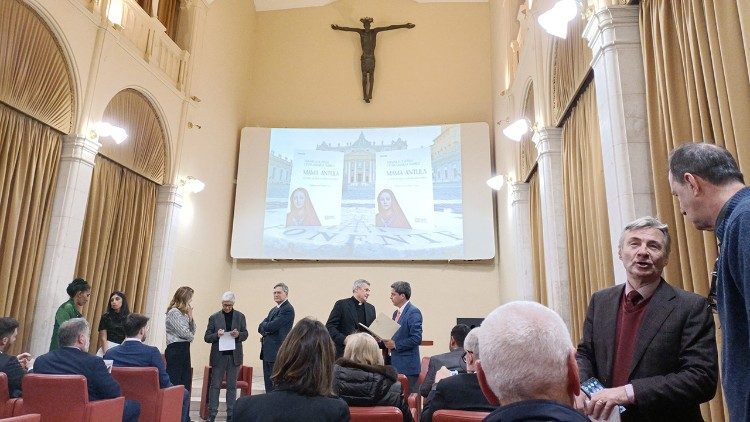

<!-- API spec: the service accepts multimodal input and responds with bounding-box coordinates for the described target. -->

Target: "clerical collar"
[350,296,364,306]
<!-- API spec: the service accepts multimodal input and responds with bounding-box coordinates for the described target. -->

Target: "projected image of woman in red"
[375,189,411,229]
[285,187,322,227]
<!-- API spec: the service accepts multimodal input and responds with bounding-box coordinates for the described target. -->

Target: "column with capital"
[584,5,655,285]
[30,135,101,356]
[509,182,535,300]
[534,127,571,329]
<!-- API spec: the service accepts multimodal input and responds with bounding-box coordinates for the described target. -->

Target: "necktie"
[625,290,643,311]
[394,310,402,323]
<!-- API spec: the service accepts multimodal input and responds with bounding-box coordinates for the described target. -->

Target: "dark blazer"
[204,310,249,367]
[326,297,376,357]
[421,373,496,422]
[258,300,295,362]
[104,339,172,388]
[33,347,121,401]
[419,347,466,398]
[576,280,718,421]
[0,353,25,397]
[391,302,423,376]
[233,388,350,421]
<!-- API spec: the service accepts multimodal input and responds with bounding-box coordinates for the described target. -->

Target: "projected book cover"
[261,125,463,260]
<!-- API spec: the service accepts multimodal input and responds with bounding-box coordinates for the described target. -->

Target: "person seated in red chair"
[421,328,497,422]
[33,318,140,422]
[0,317,32,398]
[419,324,470,401]
[333,332,412,422]
[104,313,191,422]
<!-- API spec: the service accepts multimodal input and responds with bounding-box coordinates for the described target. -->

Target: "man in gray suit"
[204,291,249,422]
[575,217,718,421]
[419,323,470,400]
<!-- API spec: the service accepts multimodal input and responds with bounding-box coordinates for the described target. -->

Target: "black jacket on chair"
[332,359,412,422]
[233,388,349,422]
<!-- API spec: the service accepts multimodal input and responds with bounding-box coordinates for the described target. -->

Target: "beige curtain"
[0,103,61,354]
[562,84,614,341]
[157,0,180,40]
[641,1,750,419]
[551,18,592,123]
[100,89,167,184]
[75,156,158,352]
[0,0,73,134]
[529,170,547,305]
[518,85,537,179]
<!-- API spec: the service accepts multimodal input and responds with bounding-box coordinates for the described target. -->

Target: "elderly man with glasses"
[204,291,248,422]
[421,327,497,422]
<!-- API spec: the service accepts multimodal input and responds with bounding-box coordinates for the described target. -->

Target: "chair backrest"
[397,374,409,395]
[418,356,430,385]
[21,374,89,420]
[349,406,403,422]
[0,372,9,401]
[3,414,42,421]
[433,410,491,421]
[111,367,160,417]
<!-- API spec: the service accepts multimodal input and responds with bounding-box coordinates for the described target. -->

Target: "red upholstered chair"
[1,414,41,421]
[112,367,183,422]
[16,374,124,422]
[199,365,252,420]
[432,410,491,421]
[407,356,431,422]
[349,406,403,422]
[0,372,21,418]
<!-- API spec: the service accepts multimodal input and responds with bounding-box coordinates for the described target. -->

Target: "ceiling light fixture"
[179,176,205,194]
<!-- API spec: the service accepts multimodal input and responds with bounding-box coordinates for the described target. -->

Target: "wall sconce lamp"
[91,122,128,144]
[537,0,580,39]
[499,118,537,142]
[187,122,202,129]
[179,176,205,193]
[486,174,510,191]
[189,96,202,102]
[107,0,125,29]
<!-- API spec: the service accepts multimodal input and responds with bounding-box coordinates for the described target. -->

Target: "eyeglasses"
[462,350,474,363]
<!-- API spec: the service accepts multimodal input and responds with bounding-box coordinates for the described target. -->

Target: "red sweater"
[611,292,651,387]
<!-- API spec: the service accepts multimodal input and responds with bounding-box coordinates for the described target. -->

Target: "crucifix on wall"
[331,17,415,103]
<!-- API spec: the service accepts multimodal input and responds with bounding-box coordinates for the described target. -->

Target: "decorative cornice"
[533,127,563,158]
[61,135,101,166]
[583,5,641,62]
[510,182,530,206]
[157,184,184,207]
[253,0,486,12]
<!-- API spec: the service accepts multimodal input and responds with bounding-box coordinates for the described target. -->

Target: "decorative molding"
[533,127,563,158]
[254,0,486,12]
[510,182,530,206]
[60,135,101,167]
[583,5,641,63]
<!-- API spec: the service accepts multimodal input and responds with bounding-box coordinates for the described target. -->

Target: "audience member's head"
[352,279,371,303]
[66,278,91,307]
[123,313,149,339]
[272,317,336,396]
[463,327,480,373]
[0,317,19,352]
[343,333,383,366]
[478,301,579,406]
[274,283,289,304]
[450,323,471,350]
[58,318,91,351]
[167,286,194,314]
[106,291,130,316]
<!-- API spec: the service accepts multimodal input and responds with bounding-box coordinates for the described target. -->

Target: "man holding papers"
[385,280,423,393]
[205,291,248,422]
[326,279,376,357]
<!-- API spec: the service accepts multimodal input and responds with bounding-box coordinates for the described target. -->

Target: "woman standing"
[97,291,130,355]
[49,278,91,351]
[165,286,195,388]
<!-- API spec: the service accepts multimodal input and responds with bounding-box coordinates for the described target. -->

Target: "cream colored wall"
[169,0,257,371]
[233,0,497,370]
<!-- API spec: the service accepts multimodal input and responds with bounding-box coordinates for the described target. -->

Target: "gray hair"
[352,279,370,292]
[390,281,412,300]
[479,301,572,404]
[58,318,90,347]
[669,142,744,186]
[222,291,236,302]
[464,327,480,359]
[618,216,671,256]
[274,283,289,294]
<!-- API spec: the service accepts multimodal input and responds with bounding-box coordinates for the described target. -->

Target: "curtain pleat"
[157,0,180,40]
[0,102,61,354]
[641,1,750,419]
[562,84,614,342]
[75,156,158,352]
[552,18,592,123]
[100,89,166,184]
[529,171,547,305]
[0,0,73,134]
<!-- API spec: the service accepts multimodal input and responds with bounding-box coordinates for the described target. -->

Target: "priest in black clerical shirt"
[326,279,377,357]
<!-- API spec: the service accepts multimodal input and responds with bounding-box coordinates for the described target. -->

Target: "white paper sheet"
[219,332,236,351]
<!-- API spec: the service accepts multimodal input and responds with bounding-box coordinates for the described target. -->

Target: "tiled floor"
[188,374,267,421]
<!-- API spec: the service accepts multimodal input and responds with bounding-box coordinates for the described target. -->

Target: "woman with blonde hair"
[234,317,349,421]
[165,286,195,388]
[333,332,412,421]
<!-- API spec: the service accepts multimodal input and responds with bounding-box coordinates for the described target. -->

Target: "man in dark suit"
[105,313,190,422]
[384,280,422,393]
[419,323,470,400]
[326,279,376,358]
[204,291,249,422]
[33,318,140,422]
[0,317,31,398]
[421,327,496,422]
[576,217,718,421]
[258,282,295,392]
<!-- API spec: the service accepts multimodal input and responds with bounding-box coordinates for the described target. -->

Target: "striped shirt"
[165,307,195,345]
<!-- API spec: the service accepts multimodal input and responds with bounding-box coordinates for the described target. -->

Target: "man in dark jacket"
[0,317,31,398]
[326,279,376,357]
[419,323,470,400]
[478,302,588,422]
[258,282,295,392]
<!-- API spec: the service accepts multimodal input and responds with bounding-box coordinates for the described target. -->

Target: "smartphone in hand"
[581,378,626,414]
